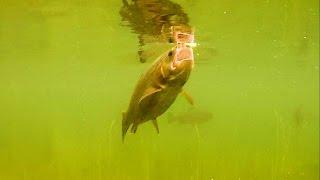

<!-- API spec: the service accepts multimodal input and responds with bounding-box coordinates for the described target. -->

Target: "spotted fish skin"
[122,45,194,140]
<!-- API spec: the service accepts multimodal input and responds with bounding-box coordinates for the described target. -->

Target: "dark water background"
[0,0,319,179]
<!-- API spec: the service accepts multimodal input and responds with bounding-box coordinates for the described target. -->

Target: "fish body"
[122,45,194,140]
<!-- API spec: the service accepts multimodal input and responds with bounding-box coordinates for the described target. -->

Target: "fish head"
[159,45,194,85]
[167,45,194,72]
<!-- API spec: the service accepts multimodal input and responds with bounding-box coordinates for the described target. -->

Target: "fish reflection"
[293,104,307,128]
[120,0,192,63]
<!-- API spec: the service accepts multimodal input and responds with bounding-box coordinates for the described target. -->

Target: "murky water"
[0,0,319,179]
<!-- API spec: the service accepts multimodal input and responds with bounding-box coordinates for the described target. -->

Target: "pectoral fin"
[152,119,160,133]
[139,86,162,110]
[181,90,194,105]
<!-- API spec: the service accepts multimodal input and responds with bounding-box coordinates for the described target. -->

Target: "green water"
[0,0,319,179]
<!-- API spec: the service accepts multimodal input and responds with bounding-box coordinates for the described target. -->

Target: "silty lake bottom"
[0,0,319,179]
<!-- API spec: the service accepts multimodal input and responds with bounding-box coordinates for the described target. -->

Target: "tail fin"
[122,112,130,142]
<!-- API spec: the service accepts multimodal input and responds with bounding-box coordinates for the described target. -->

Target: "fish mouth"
[171,46,194,70]
[175,46,194,62]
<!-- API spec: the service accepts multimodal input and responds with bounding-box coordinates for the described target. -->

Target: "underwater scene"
[0,0,319,179]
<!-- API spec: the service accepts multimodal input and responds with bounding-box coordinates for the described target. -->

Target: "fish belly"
[141,86,181,120]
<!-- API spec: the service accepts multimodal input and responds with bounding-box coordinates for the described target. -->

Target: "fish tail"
[122,112,130,142]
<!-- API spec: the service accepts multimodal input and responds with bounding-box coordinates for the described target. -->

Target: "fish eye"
[168,51,173,57]
[168,38,174,43]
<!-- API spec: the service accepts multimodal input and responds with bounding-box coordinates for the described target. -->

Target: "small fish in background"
[167,107,213,139]
[293,104,306,128]
[119,0,193,63]
[122,43,195,141]
[167,108,213,125]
